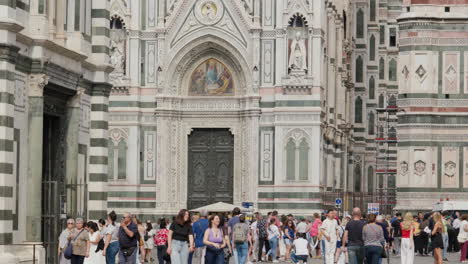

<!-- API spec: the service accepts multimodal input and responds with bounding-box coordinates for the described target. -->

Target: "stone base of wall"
[395,192,468,211]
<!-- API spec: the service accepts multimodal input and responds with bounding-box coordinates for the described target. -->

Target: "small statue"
[288,31,307,72]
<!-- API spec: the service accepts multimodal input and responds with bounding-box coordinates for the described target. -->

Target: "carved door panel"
[188,129,234,210]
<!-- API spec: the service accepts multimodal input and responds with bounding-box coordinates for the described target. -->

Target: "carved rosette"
[28,74,49,97]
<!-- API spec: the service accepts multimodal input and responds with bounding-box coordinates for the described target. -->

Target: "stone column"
[65,88,85,215]
[88,84,111,220]
[26,74,49,242]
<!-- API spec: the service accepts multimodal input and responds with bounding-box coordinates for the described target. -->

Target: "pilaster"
[88,84,111,220]
[26,74,48,242]
[65,88,86,215]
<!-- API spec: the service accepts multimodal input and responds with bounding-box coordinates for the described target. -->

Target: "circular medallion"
[194,0,224,25]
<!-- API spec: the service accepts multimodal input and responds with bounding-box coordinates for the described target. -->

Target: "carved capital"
[28,74,49,97]
[67,87,86,107]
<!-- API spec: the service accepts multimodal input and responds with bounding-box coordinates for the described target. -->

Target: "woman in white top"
[84,221,105,264]
[144,221,156,263]
[266,218,281,263]
[102,211,120,264]
[58,218,75,264]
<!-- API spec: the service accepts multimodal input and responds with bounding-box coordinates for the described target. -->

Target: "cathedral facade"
[106,0,352,218]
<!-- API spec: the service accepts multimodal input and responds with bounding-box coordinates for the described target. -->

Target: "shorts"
[284,238,293,246]
[336,240,342,248]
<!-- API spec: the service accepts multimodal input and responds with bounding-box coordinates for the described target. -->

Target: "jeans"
[235,242,248,264]
[442,233,448,259]
[257,238,270,261]
[119,246,138,264]
[252,239,259,261]
[171,240,189,264]
[157,245,168,264]
[291,253,308,264]
[347,245,364,264]
[266,237,278,259]
[106,241,120,264]
[401,237,414,264]
[204,246,224,264]
[364,246,382,264]
[70,255,85,264]
[393,237,401,255]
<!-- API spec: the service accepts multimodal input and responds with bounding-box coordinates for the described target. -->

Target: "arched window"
[368,112,375,135]
[379,57,385,80]
[369,76,375,99]
[108,139,115,180]
[356,56,364,83]
[388,94,397,107]
[288,13,308,27]
[368,166,374,193]
[117,139,127,180]
[388,127,397,138]
[378,93,385,108]
[354,164,362,192]
[369,35,376,61]
[299,139,309,180]
[389,59,397,81]
[370,0,376,21]
[286,138,296,180]
[356,9,364,38]
[355,96,363,123]
[285,134,310,181]
[107,131,128,181]
[378,126,384,138]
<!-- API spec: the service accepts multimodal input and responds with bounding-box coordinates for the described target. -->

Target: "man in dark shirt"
[391,213,402,255]
[118,212,139,264]
[343,208,366,264]
[256,213,270,262]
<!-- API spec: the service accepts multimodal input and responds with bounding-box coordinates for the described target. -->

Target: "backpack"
[233,223,247,243]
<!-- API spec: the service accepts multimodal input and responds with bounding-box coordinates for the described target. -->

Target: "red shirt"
[400,223,412,238]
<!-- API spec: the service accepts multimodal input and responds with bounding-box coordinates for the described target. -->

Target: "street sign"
[242,202,254,208]
[335,198,342,205]
[367,203,380,215]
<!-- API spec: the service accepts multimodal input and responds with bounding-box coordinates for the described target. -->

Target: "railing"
[322,191,397,215]
[0,243,45,264]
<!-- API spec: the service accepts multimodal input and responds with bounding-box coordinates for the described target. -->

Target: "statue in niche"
[288,32,307,72]
[110,16,126,74]
[287,14,308,74]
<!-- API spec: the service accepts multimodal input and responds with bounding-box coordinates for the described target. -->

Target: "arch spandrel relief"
[189,58,234,96]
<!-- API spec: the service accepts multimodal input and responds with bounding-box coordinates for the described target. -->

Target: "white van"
[432,201,468,214]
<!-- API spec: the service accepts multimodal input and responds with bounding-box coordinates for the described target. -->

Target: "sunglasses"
[67,222,74,225]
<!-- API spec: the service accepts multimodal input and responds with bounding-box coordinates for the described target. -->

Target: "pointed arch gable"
[166,34,252,96]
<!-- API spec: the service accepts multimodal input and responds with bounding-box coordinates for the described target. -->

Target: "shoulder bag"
[64,229,84,259]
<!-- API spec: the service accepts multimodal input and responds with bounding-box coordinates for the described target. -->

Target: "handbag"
[64,229,84,259]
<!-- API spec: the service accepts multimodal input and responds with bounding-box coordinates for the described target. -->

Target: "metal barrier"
[0,243,45,264]
[322,190,397,215]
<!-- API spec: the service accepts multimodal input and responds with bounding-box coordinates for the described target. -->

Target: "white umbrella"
[191,202,248,212]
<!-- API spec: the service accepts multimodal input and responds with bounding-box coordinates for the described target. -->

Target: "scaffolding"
[374,94,398,214]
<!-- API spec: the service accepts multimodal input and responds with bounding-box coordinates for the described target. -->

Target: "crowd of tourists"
[58,207,468,264]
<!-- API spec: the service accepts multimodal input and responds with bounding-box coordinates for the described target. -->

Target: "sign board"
[242,202,254,208]
[335,198,342,205]
[367,203,380,215]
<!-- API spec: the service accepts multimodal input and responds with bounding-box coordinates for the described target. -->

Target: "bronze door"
[188,128,234,210]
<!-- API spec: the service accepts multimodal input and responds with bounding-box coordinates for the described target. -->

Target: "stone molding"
[28,74,49,97]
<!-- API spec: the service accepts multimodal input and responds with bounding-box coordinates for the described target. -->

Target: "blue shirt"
[192,218,209,248]
[118,222,138,249]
